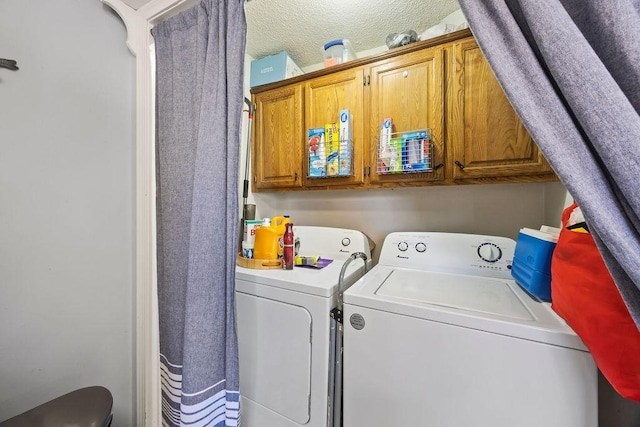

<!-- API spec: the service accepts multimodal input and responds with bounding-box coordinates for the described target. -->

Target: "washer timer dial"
[397,241,409,252]
[477,242,502,263]
[415,242,427,253]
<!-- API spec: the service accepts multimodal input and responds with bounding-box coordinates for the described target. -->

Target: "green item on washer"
[295,255,319,266]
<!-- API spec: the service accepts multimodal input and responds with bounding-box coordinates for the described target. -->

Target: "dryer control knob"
[478,243,502,263]
[415,242,427,252]
[341,237,351,247]
[398,241,409,252]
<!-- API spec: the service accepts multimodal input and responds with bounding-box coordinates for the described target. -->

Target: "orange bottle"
[271,216,291,259]
[253,216,291,260]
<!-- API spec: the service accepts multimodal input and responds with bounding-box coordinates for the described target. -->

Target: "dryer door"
[236,292,312,424]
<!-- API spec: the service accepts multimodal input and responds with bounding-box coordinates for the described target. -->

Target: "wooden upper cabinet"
[367,46,445,185]
[249,30,557,192]
[252,84,304,191]
[448,37,553,180]
[304,67,365,188]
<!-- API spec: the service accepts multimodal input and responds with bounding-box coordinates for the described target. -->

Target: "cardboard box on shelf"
[250,51,304,88]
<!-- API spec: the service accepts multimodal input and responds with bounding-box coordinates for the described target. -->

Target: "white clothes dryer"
[236,226,372,427]
[343,232,597,427]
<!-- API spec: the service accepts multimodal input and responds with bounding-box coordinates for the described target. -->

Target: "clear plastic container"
[323,39,357,67]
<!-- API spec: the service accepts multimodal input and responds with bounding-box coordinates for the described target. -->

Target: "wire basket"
[377,129,433,175]
[308,137,353,178]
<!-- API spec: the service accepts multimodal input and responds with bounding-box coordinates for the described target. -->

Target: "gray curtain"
[457,0,640,329]
[152,0,246,425]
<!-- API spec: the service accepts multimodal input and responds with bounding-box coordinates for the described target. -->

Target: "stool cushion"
[0,386,113,427]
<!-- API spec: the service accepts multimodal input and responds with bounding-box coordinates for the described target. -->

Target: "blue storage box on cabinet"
[511,227,559,302]
[250,51,304,87]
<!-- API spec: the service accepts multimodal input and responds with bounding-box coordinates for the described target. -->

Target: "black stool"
[0,386,113,427]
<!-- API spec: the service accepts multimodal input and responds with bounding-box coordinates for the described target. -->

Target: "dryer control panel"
[379,232,515,279]
[294,226,372,262]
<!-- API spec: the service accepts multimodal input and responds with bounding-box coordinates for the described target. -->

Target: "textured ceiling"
[245,0,461,68]
[118,0,461,69]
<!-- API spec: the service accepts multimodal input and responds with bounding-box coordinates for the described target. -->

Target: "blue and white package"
[339,109,352,175]
[378,118,393,172]
[308,128,326,177]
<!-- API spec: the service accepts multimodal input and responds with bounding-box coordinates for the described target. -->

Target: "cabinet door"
[304,68,365,188]
[368,47,445,186]
[253,84,304,191]
[448,38,553,180]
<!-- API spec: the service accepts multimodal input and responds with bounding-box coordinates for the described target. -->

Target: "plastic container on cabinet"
[323,39,357,67]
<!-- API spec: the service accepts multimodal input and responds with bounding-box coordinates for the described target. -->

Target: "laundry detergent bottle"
[253,216,291,260]
[272,216,291,259]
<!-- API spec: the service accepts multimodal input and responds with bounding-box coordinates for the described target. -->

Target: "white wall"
[254,182,566,262]
[0,1,135,425]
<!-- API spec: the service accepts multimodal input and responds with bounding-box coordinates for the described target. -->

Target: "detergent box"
[325,122,340,176]
[338,109,352,176]
[511,226,560,302]
[402,130,430,172]
[250,51,304,87]
[308,128,326,177]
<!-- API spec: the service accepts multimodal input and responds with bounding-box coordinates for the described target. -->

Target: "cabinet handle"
[434,163,444,170]
[454,161,465,170]
[403,71,408,78]
[365,75,370,86]
[294,172,298,181]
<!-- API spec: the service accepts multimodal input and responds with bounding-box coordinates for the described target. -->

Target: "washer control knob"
[397,241,409,252]
[478,243,502,263]
[341,237,351,247]
[415,242,427,253]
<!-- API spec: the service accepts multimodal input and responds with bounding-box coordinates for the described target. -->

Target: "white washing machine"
[343,232,597,427]
[236,226,372,427]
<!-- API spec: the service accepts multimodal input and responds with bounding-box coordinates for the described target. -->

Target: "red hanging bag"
[551,203,640,402]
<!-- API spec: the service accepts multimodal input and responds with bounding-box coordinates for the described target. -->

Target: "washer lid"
[376,270,534,321]
[345,266,587,351]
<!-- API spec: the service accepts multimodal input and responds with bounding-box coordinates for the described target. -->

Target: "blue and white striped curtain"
[152,0,246,425]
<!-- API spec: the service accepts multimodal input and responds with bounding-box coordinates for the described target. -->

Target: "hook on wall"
[0,58,19,71]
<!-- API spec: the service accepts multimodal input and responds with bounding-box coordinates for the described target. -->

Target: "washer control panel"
[477,242,502,263]
[379,232,515,279]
